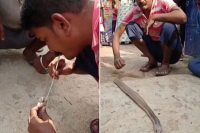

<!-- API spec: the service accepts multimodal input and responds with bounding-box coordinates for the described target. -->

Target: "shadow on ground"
[100,45,192,83]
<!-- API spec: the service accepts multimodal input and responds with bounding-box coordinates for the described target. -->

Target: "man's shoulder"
[152,0,177,11]
[129,6,142,14]
[157,0,176,5]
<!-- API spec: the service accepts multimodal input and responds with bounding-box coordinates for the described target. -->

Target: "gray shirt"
[0,0,24,29]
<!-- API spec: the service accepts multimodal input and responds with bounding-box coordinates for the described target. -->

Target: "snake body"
[113,78,162,133]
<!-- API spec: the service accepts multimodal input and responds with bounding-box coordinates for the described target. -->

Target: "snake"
[113,78,162,133]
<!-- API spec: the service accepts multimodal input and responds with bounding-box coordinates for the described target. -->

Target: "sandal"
[90,119,99,133]
[140,62,157,72]
[155,66,171,76]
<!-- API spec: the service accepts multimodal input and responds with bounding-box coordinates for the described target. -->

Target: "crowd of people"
[101,0,200,77]
[1,0,200,133]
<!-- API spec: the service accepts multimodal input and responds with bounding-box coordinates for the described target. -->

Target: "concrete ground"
[100,45,200,133]
[0,47,98,133]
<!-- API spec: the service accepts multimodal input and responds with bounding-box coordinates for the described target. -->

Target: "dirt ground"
[100,44,200,133]
[0,47,99,133]
[100,44,191,83]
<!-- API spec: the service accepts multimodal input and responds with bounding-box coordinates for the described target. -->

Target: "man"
[21,0,99,133]
[112,0,187,76]
[173,0,186,60]
[173,0,186,47]
[188,0,200,77]
[0,0,57,74]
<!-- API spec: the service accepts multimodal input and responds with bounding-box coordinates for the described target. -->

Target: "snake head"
[154,124,162,133]
[37,97,47,107]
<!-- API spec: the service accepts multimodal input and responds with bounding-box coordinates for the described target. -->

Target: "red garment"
[112,8,118,20]
[122,0,177,41]
[92,0,99,66]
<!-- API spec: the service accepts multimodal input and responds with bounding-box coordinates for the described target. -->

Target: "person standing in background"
[112,0,118,35]
[188,0,200,77]
[101,0,113,46]
[115,0,133,44]
[173,0,186,59]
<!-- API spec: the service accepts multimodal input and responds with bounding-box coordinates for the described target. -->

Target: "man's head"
[21,0,88,60]
[112,0,116,8]
[135,0,152,10]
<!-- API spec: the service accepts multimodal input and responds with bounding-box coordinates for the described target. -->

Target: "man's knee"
[160,23,180,49]
[125,22,143,40]
[188,58,199,70]
[188,58,200,76]
[160,23,177,39]
[162,23,177,34]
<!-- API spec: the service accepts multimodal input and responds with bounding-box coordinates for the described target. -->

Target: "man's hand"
[49,59,74,79]
[144,17,155,35]
[28,105,56,133]
[114,57,125,69]
[0,18,5,40]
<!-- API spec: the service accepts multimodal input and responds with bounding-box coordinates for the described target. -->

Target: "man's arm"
[152,6,187,24]
[112,23,127,58]
[112,23,127,69]
[112,8,134,69]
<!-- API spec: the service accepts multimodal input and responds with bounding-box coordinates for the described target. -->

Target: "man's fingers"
[48,63,53,78]
[145,24,149,35]
[119,59,125,66]
[49,60,66,79]
[117,61,123,69]
[146,27,149,35]
[114,60,120,69]
[58,59,66,67]
[41,106,52,121]
[114,62,120,69]
[114,58,125,69]
[51,63,59,79]
[28,117,30,124]
[115,61,122,69]
[30,105,40,118]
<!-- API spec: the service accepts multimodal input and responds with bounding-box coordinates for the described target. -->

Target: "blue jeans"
[188,58,200,77]
[125,22,182,64]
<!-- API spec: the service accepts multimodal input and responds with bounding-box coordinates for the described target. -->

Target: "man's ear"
[51,13,71,36]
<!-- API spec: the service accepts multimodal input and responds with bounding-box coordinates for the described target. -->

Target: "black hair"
[21,0,86,30]
[112,0,116,9]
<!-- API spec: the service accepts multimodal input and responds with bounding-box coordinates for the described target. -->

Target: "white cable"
[45,56,60,101]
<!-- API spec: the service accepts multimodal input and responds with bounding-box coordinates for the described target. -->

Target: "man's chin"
[140,6,148,10]
[63,54,76,60]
